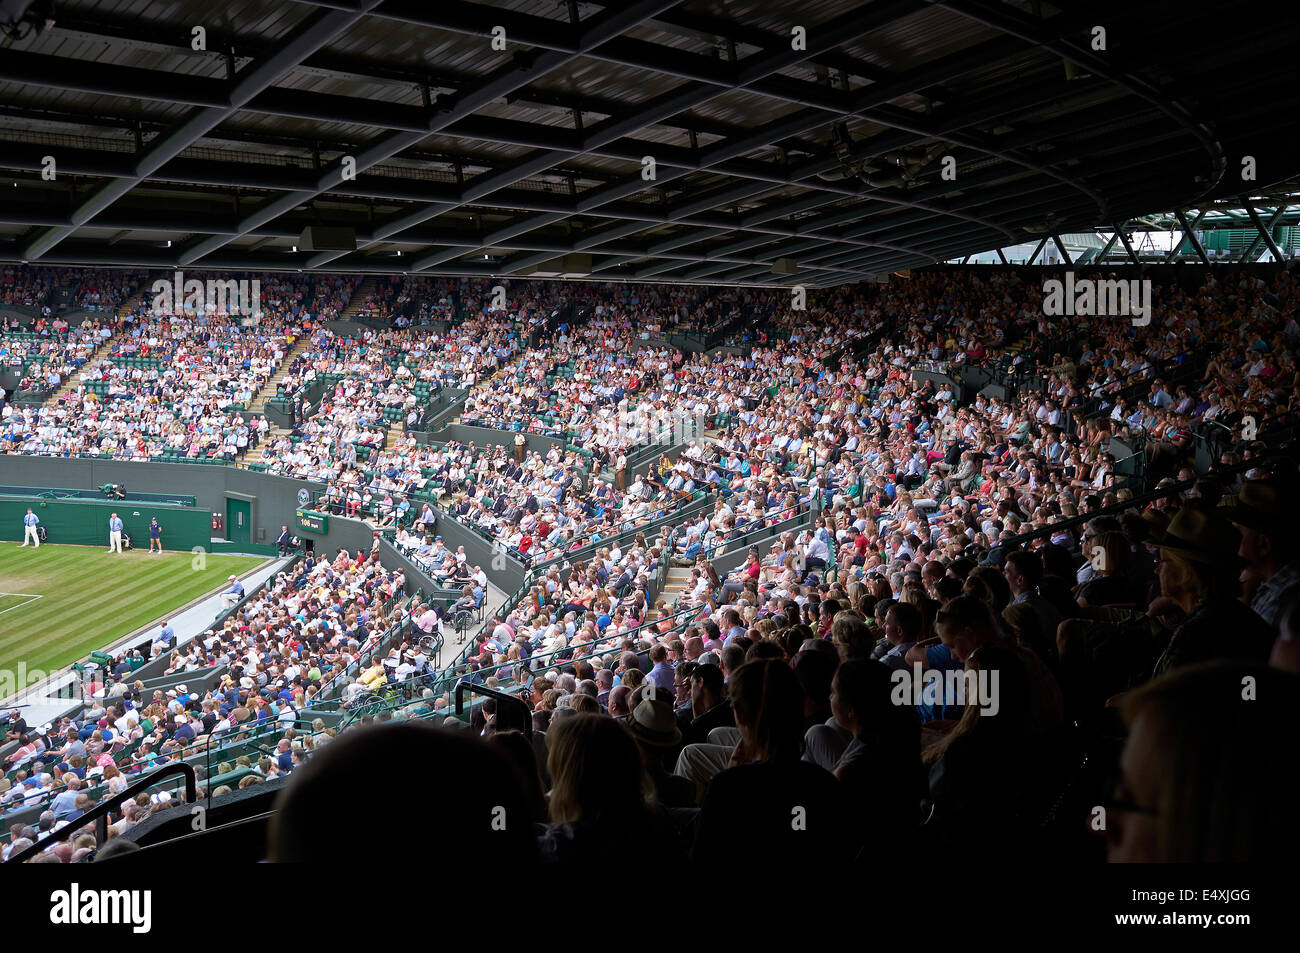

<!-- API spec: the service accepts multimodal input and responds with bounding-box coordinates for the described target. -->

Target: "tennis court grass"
[0,544,265,675]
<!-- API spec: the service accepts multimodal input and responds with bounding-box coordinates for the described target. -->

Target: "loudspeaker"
[518,253,592,277]
[299,226,357,251]
[771,257,798,275]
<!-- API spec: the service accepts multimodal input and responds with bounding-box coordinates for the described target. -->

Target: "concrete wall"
[709,510,815,577]
[425,508,527,595]
[910,369,964,402]
[423,423,567,457]
[374,536,507,639]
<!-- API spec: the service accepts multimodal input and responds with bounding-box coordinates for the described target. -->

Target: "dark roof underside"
[0,0,1297,287]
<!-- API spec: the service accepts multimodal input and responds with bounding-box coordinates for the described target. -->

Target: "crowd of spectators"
[3,319,113,399]
[349,462,1299,869]
[271,268,1300,630]
[1,542,413,856]
[1,266,145,314]
[4,265,1300,865]
[1,274,356,459]
[1,265,60,310]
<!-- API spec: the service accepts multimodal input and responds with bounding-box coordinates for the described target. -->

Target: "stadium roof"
[0,0,1297,287]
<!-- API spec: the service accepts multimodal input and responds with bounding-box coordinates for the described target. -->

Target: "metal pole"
[1243,199,1286,262]
[1174,209,1210,265]
[1051,234,1073,265]
[1113,224,1139,265]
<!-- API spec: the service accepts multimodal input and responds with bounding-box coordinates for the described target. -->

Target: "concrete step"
[340,276,379,319]
[248,332,311,413]
[241,425,288,463]
[43,319,128,406]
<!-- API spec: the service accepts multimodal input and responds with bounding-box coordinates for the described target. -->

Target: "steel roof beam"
[176,0,689,266]
[1243,199,1287,262]
[20,0,386,261]
[1174,208,1211,265]
[320,0,929,272]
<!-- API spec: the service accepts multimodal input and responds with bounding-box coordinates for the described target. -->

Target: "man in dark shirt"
[3,710,29,741]
[1151,508,1275,678]
[677,663,734,746]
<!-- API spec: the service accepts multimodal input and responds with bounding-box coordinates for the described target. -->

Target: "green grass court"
[0,544,266,676]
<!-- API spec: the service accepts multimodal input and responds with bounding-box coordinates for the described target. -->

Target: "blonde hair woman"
[540,713,683,863]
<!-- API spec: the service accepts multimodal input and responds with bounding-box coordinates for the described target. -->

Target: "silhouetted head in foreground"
[268,721,537,866]
[1110,661,1300,863]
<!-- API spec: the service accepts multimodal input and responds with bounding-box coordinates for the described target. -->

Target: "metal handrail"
[5,762,196,864]
[334,598,708,726]
[313,592,416,700]
[398,484,712,625]
[1000,437,1299,550]
[454,683,533,740]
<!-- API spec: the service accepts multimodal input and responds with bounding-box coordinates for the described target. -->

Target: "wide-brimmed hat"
[621,697,681,747]
[1222,478,1293,535]
[1154,507,1242,567]
[1139,507,1171,543]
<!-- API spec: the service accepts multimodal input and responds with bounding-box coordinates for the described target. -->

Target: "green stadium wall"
[0,458,528,591]
[0,496,212,550]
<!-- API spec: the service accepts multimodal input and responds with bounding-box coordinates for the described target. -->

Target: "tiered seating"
[1,274,357,461]
[0,546,411,834]
[7,265,1300,868]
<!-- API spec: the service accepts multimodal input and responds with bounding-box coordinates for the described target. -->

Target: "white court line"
[0,592,43,615]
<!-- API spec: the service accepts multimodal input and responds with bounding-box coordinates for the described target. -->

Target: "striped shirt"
[1251,559,1300,626]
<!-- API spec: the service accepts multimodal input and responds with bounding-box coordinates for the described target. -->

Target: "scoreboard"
[295,509,329,534]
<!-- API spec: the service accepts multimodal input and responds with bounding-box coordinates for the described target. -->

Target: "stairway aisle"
[41,291,142,406]
[659,566,694,605]
[247,332,312,415]
[340,276,379,320]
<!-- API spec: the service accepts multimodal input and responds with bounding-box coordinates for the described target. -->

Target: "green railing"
[330,595,707,727]
[312,589,418,701]
[1,484,197,507]
[0,716,323,834]
[434,486,712,639]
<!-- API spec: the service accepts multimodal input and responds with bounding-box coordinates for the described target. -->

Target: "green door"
[225,498,251,545]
